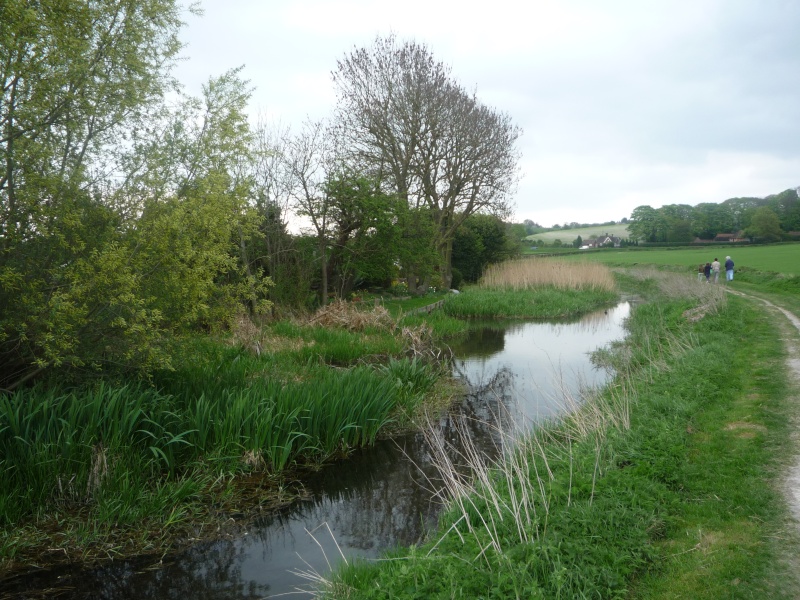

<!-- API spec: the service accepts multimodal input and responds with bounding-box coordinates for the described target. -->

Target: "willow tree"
[332,35,521,291]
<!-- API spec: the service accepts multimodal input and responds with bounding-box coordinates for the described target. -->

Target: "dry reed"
[479,259,616,292]
[306,300,396,331]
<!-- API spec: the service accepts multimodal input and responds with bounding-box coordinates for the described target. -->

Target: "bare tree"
[251,118,295,276]
[285,119,334,304]
[332,35,521,290]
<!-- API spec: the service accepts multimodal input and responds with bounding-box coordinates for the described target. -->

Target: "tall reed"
[0,357,438,527]
[480,258,616,292]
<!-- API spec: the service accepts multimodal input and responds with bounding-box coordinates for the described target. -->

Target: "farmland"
[526,223,631,244]
[562,243,800,276]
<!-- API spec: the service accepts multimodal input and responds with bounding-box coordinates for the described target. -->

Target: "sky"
[174,0,800,228]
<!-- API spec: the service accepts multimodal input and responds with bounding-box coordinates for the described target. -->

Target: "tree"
[747,206,783,242]
[121,69,273,327]
[628,205,666,243]
[766,188,800,232]
[0,0,189,388]
[323,173,402,296]
[722,197,760,232]
[572,235,583,248]
[285,119,334,304]
[331,35,521,291]
[452,214,516,284]
[248,118,311,307]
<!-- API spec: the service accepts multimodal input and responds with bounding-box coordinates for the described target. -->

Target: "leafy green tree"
[507,223,528,243]
[766,188,800,232]
[722,197,760,232]
[119,69,272,326]
[628,205,667,242]
[572,235,583,248]
[0,0,188,388]
[451,225,485,283]
[324,173,403,296]
[746,206,783,242]
[452,213,518,284]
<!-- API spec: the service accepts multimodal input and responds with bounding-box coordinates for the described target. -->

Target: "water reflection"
[453,302,630,427]
[1,303,629,599]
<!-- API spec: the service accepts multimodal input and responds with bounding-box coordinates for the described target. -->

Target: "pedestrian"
[725,256,734,282]
[697,263,705,282]
[711,257,721,284]
[703,262,711,282]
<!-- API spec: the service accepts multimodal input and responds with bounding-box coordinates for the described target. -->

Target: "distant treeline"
[627,188,800,243]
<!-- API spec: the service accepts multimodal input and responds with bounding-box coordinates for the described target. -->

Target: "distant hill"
[526,223,631,244]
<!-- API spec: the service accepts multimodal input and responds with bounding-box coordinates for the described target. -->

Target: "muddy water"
[1,303,629,599]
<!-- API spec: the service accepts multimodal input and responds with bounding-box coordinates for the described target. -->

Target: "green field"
[564,243,800,276]
[526,223,631,244]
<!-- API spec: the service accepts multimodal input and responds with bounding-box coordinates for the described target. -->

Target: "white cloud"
[176,0,800,228]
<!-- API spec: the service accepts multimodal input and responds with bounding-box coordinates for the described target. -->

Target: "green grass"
[442,286,617,319]
[562,242,800,276]
[322,271,798,599]
[0,348,442,568]
[379,293,448,318]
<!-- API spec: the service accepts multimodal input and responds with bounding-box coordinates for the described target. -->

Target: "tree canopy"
[0,3,275,389]
[332,35,521,290]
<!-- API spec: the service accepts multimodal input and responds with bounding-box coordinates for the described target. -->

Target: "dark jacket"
[703,263,711,277]
[725,259,734,270]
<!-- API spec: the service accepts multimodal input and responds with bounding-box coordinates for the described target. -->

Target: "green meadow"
[563,243,800,276]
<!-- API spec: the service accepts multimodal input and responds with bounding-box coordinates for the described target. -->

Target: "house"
[714,231,749,243]
[596,235,621,247]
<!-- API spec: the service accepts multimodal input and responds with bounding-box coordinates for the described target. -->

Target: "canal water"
[2,302,630,600]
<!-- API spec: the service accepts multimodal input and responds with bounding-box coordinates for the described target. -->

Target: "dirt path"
[728,289,800,589]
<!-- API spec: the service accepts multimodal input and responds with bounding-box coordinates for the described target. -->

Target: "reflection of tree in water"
[1,537,266,600]
[5,304,630,599]
[451,325,506,357]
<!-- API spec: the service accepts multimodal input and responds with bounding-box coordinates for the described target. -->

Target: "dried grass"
[479,259,616,292]
[306,300,396,332]
[228,313,305,356]
[623,267,728,321]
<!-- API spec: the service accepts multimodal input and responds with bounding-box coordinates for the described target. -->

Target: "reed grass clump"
[0,355,440,537]
[440,259,618,319]
[480,258,616,292]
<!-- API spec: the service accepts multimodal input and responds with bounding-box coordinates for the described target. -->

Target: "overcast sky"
[174,0,800,228]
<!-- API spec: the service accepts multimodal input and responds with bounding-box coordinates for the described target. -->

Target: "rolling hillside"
[526,223,631,244]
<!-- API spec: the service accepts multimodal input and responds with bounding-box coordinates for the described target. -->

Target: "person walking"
[725,256,734,282]
[698,263,705,282]
[703,262,712,283]
[711,257,721,284]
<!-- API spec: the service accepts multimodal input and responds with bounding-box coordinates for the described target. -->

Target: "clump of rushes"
[442,259,618,319]
[323,270,793,599]
[0,350,441,569]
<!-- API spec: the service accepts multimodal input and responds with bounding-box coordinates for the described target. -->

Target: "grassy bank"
[1,280,605,575]
[561,243,800,324]
[320,269,797,598]
[0,301,447,572]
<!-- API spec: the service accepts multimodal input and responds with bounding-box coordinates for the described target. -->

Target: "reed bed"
[480,258,616,292]
[0,357,438,530]
[443,287,617,319]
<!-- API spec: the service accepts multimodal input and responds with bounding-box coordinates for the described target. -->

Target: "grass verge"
[319,269,798,599]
